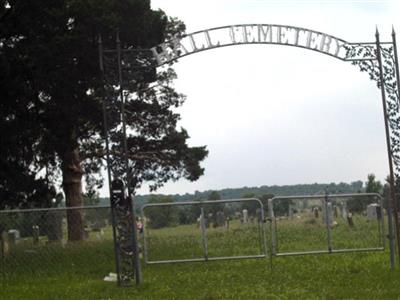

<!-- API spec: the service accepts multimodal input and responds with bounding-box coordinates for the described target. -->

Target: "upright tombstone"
[242,209,249,224]
[8,229,20,246]
[367,203,380,220]
[215,211,225,227]
[32,225,40,245]
[1,230,9,256]
[347,209,354,228]
[288,205,294,220]
[46,210,63,242]
[341,202,348,219]
[313,207,319,218]
[333,206,339,219]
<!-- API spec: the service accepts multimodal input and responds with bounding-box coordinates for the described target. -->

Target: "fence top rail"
[0,205,111,214]
[141,198,263,210]
[270,193,381,202]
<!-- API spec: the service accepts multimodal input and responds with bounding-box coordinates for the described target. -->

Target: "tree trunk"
[62,147,84,241]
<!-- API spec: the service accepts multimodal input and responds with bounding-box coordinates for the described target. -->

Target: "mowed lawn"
[1,216,400,299]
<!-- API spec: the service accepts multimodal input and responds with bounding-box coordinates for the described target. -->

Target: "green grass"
[1,215,399,299]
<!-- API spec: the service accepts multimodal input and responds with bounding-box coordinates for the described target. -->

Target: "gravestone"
[313,207,319,218]
[242,209,248,224]
[32,225,40,245]
[341,202,348,219]
[333,206,339,219]
[215,211,225,227]
[1,230,9,256]
[367,203,381,220]
[288,205,294,220]
[347,210,354,227]
[46,210,63,242]
[8,229,20,246]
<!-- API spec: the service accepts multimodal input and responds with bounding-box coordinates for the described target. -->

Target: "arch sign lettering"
[99,24,400,284]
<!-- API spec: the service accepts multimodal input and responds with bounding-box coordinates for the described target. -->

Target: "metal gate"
[268,193,385,257]
[141,198,268,264]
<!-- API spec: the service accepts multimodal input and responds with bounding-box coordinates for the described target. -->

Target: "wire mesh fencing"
[0,206,115,281]
[140,198,268,264]
[268,193,385,256]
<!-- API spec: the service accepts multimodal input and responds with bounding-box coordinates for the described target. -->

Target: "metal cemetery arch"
[99,24,400,285]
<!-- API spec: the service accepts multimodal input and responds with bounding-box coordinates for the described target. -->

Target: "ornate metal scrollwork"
[345,43,400,176]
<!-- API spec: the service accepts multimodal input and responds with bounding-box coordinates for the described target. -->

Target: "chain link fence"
[0,193,390,282]
[0,206,115,281]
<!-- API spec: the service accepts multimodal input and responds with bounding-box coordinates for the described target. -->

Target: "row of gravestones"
[285,203,381,221]
[1,224,54,256]
[0,216,109,258]
[196,209,264,229]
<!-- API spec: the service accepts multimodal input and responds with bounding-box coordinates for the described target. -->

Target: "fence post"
[200,207,208,261]
[324,193,333,253]
[268,199,276,255]
[388,206,395,269]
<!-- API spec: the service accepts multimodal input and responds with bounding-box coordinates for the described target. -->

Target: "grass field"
[1,213,400,299]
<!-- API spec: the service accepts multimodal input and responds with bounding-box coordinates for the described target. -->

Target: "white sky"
[112,0,400,196]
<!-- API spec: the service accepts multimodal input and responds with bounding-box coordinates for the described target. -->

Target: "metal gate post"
[259,203,268,257]
[200,207,209,261]
[116,31,142,284]
[324,193,333,253]
[376,29,400,266]
[388,206,395,269]
[98,35,122,284]
[268,199,277,255]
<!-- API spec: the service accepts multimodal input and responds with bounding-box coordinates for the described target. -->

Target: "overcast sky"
[125,0,400,196]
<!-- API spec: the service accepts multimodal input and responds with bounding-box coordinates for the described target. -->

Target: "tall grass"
[1,216,399,299]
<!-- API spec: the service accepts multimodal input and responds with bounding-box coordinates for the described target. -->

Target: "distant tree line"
[134,181,365,207]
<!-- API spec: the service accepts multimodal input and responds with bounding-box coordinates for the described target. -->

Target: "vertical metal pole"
[325,193,333,253]
[259,202,268,257]
[140,208,149,264]
[388,206,395,269]
[377,196,385,248]
[389,25,400,270]
[1,230,4,283]
[376,29,400,266]
[200,207,208,261]
[268,199,276,255]
[116,30,142,284]
[98,35,122,284]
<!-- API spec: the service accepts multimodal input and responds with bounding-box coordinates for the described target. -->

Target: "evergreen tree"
[0,1,207,240]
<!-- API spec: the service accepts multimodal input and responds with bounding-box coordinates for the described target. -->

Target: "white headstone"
[8,229,20,245]
[242,209,248,223]
[341,202,348,219]
[288,205,294,220]
[367,203,379,220]
[268,199,275,219]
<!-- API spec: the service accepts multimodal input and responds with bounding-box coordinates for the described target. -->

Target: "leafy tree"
[0,1,207,240]
[207,191,223,223]
[145,196,177,229]
[241,192,259,216]
[348,173,382,213]
[208,191,221,201]
[365,174,382,193]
